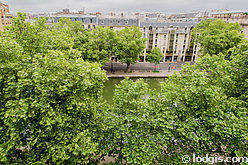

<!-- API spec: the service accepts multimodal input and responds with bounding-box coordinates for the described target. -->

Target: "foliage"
[116,26,147,72]
[52,17,85,36]
[0,13,108,164]
[74,26,118,65]
[146,47,164,71]
[157,61,247,163]
[228,42,248,101]
[101,78,165,164]
[5,13,74,55]
[101,49,248,164]
[1,12,247,164]
[193,19,245,59]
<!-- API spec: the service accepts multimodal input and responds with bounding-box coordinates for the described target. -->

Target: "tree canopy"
[116,26,147,72]
[74,26,118,65]
[1,12,247,164]
[146,47,164,71]
[193,19,245,59]
[0,13,108,164]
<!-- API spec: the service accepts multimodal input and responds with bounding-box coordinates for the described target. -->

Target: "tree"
[74,26,118,65]
[101,49,248,164]
[146,47,164,71]
[116,26,147,72]
[228,41,248,101]
[102,78,164,164]
[193,19,245,59]
[52,17,85,36]
[5,13,74,55]
[0,13,108,164]
[154,52,248,162]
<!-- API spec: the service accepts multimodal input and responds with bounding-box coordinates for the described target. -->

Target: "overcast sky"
[2,0,248,14]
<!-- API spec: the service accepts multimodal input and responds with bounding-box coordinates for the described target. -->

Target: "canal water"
[103,77,166,103]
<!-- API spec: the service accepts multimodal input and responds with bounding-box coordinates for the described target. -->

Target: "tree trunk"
[154,63,157,71]
[110,59,113,73]
[126,63,130,72]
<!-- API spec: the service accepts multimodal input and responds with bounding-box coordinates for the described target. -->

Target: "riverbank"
[106,70,179,78]
[102,62,191,77]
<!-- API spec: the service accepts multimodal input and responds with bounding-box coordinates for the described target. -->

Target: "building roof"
[140,22,200,28]
[211,10,248,15]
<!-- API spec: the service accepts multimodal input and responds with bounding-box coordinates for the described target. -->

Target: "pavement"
[102,62,193,77]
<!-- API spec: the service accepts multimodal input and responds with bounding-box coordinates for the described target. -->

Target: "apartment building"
[51,11,201,62]
[0,3,12,31]
[140,22,200,62]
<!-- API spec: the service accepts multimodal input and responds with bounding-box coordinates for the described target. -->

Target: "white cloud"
[2,0,248,13]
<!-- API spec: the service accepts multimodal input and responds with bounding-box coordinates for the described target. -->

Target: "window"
[156,33,158,38]
[90,18,93,23]
[143,27,146,32]
[164,35,166,39]
[174,56,178,62]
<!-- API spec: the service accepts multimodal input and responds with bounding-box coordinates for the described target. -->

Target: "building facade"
[140,22,200,62]
[49,11,204,62]
[52,13,200,63]
[0,3,12,31]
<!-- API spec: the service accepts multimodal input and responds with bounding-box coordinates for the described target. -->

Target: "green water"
[103,77,166,103]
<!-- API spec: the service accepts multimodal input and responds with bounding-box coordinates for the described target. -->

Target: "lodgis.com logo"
[182,153,248,164]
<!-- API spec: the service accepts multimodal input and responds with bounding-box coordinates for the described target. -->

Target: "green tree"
[228,42,248,101]
[74,26,118,65]
[0,13,108,164]
[116,26,147,72]
[193,19,245,59]
[154,53,248,163]
[52,17,85,36]
[102,78,164,164]
[5,13,74,55]
[146,47,164,71]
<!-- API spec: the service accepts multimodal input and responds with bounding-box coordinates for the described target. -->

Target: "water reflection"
[103,77,166,103]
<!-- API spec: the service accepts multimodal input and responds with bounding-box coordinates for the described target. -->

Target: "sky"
[2,0,248,14]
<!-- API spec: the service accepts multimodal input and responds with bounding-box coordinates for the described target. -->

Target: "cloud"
[2,0,248,13]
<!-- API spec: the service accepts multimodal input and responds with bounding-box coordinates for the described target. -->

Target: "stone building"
[0,3,12,31]
[140,22,200,62]
[51,12,201,62]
